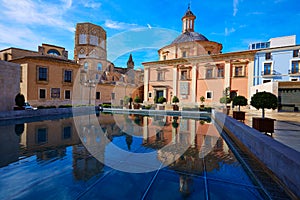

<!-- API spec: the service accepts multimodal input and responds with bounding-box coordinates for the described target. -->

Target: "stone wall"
[213,111,300,198]
[0,61,20,112]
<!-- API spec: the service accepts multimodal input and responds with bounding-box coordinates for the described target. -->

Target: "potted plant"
[157,96,167,110]
[172,96,179,111]
[232,95,248,121]
[134,96,142,109]
[200,96,205,108]
[250,91,278,134]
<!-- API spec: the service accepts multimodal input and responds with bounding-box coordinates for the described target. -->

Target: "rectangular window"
[39,89,46,99]
[157,72,164,81]
[51,88,60,98]
[181,70,188,80]
[234,66,243,77]
[251,44,255,49]
[217,67,224,78]
[293,50,299,58]
[182,51,187,58]
[291,61,299,74]
[206,69,213,78]
[36,128,47,144]
[265,52,271,60]
[206,91,212,99]
[264,63,271,75]
[111,93,115,100]
[62,126,72,140]
[163,55,167,60]
[96,92,101,100]
[79,34,87,44]
[65,90,71,99]
[149,92,152,98]
[64,70,72,83]
[38,67,48,81]
[90,35,98,46]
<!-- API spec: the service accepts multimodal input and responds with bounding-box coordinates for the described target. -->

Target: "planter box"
[233,111,245,121]
[133,104,140,109]
[172,105,179,111]
[252,117,275,134]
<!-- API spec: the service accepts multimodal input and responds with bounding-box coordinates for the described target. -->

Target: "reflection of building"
[0,60,20,111]
[143,6,256,107]
[72,144,104,181]
[0,125,20,167]
[74,22,144,106]
[20,117,81,153]
[0,44,80,107]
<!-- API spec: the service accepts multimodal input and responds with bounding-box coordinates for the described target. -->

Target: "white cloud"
[225,27,236,36]
[0,24,47,50]
[233,0,239,16]
[104,20,140,30]
[1,0,74,32]
[81,0,101,9]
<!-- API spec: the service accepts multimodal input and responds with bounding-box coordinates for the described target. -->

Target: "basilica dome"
[171,31,209,44]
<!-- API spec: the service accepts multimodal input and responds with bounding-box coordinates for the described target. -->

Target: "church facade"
[143,7,256,107]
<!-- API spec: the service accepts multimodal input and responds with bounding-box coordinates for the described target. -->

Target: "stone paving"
[230,108,300,152]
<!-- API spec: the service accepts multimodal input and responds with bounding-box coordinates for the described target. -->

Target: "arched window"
[97,63,102,71]
[47,49,61,56]
[84,62,88,70]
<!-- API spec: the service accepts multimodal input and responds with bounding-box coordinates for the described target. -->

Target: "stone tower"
[74,23,108,73]
[127,54,134,70]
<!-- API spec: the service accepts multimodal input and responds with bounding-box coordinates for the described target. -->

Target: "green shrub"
[158,96,166,104]
[232,96,248,111]
[134,96,142,103]
[250,91,278,118]
[172,96,179,104]
[15,93,25,107]
[58,105,72,108]
[102,104,112,108]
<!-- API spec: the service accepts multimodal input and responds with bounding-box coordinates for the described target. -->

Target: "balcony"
[261,70,281,77]
[288,69,300,76]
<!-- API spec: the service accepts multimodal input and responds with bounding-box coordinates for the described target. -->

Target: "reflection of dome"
[171,31,208,44]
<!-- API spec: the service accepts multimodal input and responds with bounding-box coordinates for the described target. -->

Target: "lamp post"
[81,79,97,105]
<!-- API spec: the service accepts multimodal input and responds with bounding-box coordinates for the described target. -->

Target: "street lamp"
[80,79,97,105]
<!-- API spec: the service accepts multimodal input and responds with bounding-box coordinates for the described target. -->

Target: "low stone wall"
[213,111,300,198]
[0,106,95,121]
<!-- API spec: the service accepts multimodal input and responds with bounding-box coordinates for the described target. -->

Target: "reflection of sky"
[207,161,254,186]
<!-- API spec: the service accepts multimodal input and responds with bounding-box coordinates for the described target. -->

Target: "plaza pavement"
[230,108,300,152]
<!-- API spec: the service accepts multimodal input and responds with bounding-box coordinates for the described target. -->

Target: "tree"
[158,96,167,104]
[124,96,130,105]
[200,96,205,105]
[233,95,248,111]
[220,87,231,107]
[15,93,25,108]
[172,96,179,104]
[134,96,142,104]
[250,91,278,119]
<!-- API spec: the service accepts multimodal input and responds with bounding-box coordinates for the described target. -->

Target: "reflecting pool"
[0,113,267,199]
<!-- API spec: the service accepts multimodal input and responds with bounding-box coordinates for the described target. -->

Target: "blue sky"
[0,0,299,69]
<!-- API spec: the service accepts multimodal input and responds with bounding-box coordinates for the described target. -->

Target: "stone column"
[173,66,178,97]
[144,68,149,103]
[224,61,231,89]
[247,60,255,100]
[191,65,197,103]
